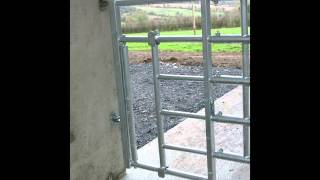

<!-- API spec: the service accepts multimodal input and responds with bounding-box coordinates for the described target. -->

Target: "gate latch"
[111,112,120,123]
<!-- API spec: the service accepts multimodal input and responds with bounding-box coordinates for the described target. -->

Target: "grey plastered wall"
[70,0,125,179]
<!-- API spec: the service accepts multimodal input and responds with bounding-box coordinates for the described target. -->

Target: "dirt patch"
[129,51,243,68]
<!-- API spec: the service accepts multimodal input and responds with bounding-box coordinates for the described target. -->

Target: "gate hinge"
[99,0,108,11]
[111,111,120,122]
[148,30,160,46]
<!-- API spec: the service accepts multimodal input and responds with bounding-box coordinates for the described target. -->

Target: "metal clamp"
[111,112,120,122]
[148,30,160,46]
[158,166,167,178]
[118,35,126,46]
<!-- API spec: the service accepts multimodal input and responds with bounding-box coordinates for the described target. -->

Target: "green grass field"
[125,27,249,53]
[135,7,203,17]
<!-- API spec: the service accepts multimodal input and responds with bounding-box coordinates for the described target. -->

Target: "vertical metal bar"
[121,43,138,163]
[200,0,216,180]
[108,2,131,168]
[148,31,167,174]
[240,0,250,157]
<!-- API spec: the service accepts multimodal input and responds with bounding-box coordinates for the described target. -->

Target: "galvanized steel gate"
[109,0,250,179]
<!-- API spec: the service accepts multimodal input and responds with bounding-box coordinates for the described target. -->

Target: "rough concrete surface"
[122,86,249,180]
[70,0,125,179]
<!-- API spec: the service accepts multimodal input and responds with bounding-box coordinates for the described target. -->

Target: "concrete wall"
[70,0,125,179]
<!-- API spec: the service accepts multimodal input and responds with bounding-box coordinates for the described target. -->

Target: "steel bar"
[210,76,250,85]
[119,35,250,43]
[209,35,250,43]
[213,152,250,164]
[108,1,131,168]
[119,36,149,43]
[122,45,138,162]
[201,0,216,179]
[158,74,204,81]
[130,162,159,172]
[161,109,250,125]
[163,144,250,164]
[131,162,208,180]
[116,0,195,6]
[240,0,250,157]
[158,74,250,85]
[149,31,167,170]
[158,36,202,42]
[163,144,207,155]
[212,115,250,125]
[161,109,205,119]
[166,169,208,180]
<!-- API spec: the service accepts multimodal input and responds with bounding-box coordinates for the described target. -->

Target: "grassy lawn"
[135,7,203,17]
[125,27,249,53]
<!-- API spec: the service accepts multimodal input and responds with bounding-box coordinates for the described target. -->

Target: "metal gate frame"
[109,0,250,180]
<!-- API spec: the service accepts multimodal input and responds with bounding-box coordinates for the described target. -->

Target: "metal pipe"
[210,76,250,85]
[119,36,149,43]
[201,0,216,179]
[115,0,195,6]
[163,144,207,155]
[158,36,202,42]
[122,45,138,163]
[157,74,250,85]
[131,162,208,180]
[212,116,250,125]
[213,152,250,164]
[130,162,159,172]
[119,35,250,43]
[161,109,206,119]
[163,144,250,164]
[149,31,167,169]
[161,109,250,125]
[209,36,250,43]
[108,1,131,168]
[240,0,250,157]
[158,74,204,81]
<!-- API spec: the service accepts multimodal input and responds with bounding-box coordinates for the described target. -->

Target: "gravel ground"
[129,63,242,148]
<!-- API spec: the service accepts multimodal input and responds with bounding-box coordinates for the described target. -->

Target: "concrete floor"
[121,86,249,180]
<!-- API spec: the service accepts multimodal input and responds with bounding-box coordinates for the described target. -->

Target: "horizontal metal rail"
[119,36,149,43]
[212,116,250,125]
[131,162,208,180]
[158,74,250,85]
[159,36,202,42]
[211,75,250,85]
[119,35,250,43]
[115,0,195,6]
[209,35,250,43]
[130,162,159,172]
[163,144,207,155]
[158,74,204,81]
[161,109,206,119]
[213,152,250,164]
[161,109,250,125]
[163,144,250,164]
